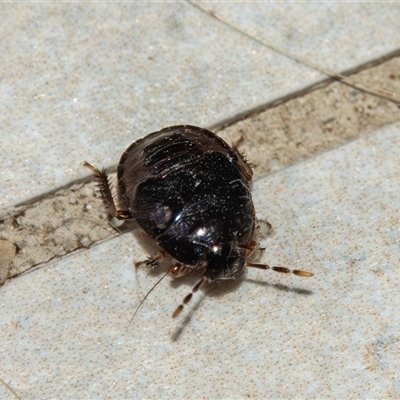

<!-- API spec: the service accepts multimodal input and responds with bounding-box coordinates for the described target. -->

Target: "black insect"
[85,125,312,317]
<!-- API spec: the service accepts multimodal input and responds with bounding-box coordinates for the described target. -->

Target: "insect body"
[85,125,312,317]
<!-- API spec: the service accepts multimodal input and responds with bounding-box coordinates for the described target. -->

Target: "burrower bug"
[84,125,313,318]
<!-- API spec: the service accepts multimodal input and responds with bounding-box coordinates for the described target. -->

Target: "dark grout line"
[216,56,400,180]
[210,50,400,133]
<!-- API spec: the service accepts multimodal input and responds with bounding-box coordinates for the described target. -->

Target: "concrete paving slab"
[194,2,400,70]
[1,121,400,398]
[2,2,400,209]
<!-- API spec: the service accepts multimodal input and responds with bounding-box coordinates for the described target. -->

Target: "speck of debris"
[0,239,17,285]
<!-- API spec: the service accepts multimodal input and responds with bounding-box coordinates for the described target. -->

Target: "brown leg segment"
[169,262,197,278]
[135,250,166,269]
[84,162,133,220]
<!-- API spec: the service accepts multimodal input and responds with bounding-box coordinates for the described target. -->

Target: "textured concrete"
[1,123,400,398]
[1,2,400,399]
[2,2,400,208]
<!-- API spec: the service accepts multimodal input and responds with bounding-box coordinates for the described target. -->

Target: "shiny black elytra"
[84,125,313,318]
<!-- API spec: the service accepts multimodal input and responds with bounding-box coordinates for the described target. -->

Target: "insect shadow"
[169,270,314,341]
[128,229,314,341]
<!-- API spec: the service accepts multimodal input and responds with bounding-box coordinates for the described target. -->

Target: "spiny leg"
[83,162,133,220]
[231,135,253,181]
[135,250,166,270]
[232,134,244,150]
[246,261,314,277]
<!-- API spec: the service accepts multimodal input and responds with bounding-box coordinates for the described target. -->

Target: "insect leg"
[83,162,133,219]
[135,250,166,270]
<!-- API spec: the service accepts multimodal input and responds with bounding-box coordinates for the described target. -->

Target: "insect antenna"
[126,268,170,330]
[246,261,314,277]
[172,276,208,318]
[0,377,20,400]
